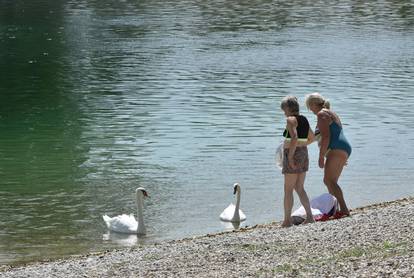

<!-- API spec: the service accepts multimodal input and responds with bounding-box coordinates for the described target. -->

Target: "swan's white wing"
[103,215,112,228]
[220,204,247,222]
[238,209,246,221]
[220,203,236,221]
[103,214,138,234]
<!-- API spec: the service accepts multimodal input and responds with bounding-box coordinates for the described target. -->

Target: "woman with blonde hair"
[305,92,352,218]
[280,96,314,227]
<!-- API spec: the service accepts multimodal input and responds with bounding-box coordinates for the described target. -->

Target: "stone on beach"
[1,197,413,277]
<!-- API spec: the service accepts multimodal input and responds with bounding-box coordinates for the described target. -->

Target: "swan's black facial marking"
[142,190,149,197]
[233,183,239,195]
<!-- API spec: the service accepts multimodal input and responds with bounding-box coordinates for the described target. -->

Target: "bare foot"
[281,220,292,228]
[333,211,350,219]
[303,218,315,225]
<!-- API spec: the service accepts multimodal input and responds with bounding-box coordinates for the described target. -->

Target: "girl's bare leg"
[294,172,314,224]
[282,173,298,227]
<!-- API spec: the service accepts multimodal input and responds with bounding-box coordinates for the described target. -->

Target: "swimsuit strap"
[323,109,342,128]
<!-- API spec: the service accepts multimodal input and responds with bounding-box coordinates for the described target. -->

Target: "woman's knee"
[323,176,337,187]
[295,185,305,194]
[284,185,295,194]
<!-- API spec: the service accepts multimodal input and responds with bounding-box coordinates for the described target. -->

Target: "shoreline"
[1,196,413,277]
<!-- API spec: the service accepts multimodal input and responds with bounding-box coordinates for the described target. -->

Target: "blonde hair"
[280,95,300,115]
[305,92,330,109]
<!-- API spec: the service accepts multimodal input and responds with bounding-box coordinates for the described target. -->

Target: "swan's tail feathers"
[102,215,111,228]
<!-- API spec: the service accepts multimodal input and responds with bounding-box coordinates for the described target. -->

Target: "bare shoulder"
[317,110,331,122]
[323,109,342,125]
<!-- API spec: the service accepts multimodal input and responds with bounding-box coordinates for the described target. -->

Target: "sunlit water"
[0,0,414,265]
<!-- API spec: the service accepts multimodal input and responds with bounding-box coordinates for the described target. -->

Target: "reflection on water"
[1,0,414,266]
[220,221,241,231]
[103,232,140,247]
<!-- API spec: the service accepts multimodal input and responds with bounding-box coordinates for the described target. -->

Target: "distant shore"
[1,197,413,277]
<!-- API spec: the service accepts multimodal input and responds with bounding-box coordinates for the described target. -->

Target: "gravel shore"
[1,197,413,277]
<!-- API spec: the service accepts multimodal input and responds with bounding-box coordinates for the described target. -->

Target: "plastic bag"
[275,141,284,169]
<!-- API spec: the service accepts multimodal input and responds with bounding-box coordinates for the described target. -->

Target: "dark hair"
[280,96,300,115]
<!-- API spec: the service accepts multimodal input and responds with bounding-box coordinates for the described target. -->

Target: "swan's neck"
[136,193,146,234]
[232,189,241,220]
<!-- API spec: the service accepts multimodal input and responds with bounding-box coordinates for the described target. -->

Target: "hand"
[318,156,325,169]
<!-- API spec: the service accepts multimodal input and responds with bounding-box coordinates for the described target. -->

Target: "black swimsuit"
[283,115,310,141]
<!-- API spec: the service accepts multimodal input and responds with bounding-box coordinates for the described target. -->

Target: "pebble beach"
[1,197,413,278]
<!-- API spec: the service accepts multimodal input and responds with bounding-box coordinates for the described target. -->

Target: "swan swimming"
[102,187,149,234]
[220,183,246,222]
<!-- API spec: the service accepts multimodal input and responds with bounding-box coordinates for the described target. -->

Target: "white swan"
[103,187,148,234]
[220,183,246,222]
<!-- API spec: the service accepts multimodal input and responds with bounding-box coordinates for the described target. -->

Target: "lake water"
[1,0,413,266]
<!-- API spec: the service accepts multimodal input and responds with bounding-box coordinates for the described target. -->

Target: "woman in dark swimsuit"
[305,92,352,218]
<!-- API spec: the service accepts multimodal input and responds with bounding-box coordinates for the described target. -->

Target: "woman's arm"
[307,127,315,145]
[286,117,298,168]
[317,111,331,168]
